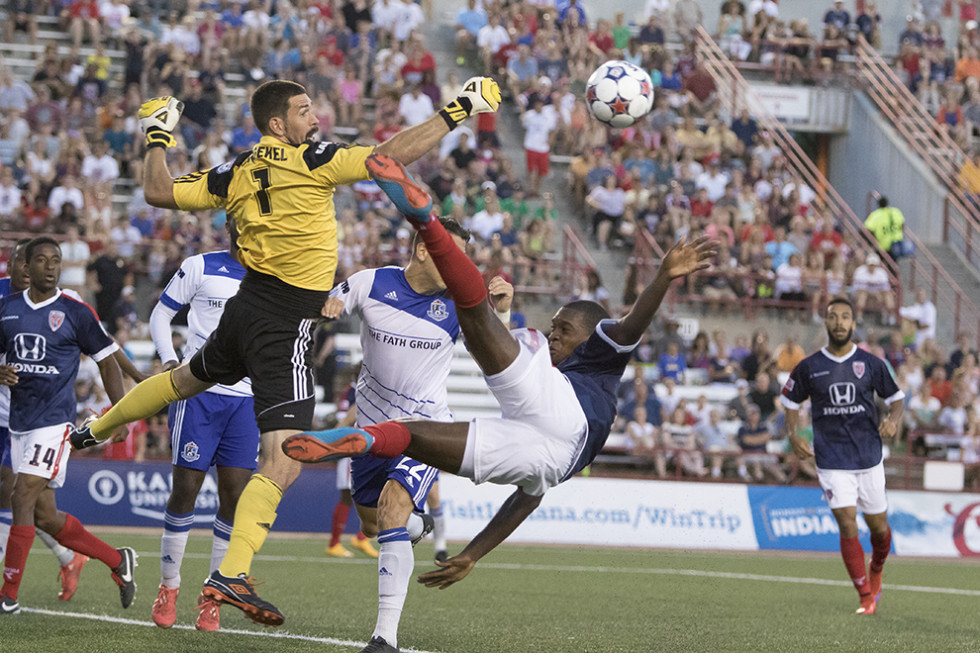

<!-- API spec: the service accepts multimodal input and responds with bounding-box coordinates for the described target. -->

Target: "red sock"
[364,422,412,458]
[414,217,487,308]
[870,527,891,573]
[840,536,870,595]
[355,531,368,542]
[55,514,122,569]
[1,525,35,600]
[330,502,350,547]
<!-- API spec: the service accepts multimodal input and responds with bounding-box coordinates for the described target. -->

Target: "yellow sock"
[219,474,283,577]
[93,370,183,440]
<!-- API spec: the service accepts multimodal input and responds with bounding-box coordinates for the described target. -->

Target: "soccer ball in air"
[586,60,654,128]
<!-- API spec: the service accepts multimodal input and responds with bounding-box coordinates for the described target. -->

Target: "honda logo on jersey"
[13,333,46,361]
[48,310,65,332]
[852,361,865,379]
[829,382,856,406]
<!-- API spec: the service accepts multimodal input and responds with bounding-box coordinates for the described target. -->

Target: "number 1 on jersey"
[252,168,272,215]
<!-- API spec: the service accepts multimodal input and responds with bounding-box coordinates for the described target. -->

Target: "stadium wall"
[61,460,980,558]
[828,93,946,244]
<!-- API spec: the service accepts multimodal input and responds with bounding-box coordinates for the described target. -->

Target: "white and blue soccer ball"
[586,60,654,128]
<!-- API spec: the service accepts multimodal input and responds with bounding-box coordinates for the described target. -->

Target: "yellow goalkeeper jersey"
[173,135,372,291]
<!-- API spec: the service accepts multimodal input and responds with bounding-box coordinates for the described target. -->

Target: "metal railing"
[853,38,980,269]
[695,26,980,345]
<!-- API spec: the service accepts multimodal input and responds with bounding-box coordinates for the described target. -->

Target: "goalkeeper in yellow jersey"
[68,77,501,627]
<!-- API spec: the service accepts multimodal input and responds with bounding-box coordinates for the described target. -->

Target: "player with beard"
[780,297,904,615]
[68,77,502,625]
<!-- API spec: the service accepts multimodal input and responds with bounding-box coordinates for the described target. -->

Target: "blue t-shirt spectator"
[658,352,687,382]
[456,6,487,36]
[766,239,798,270]
[231,125,261,153]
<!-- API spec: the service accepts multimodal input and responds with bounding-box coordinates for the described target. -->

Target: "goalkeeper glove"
[438,76,501,131]
[138,96,184,149]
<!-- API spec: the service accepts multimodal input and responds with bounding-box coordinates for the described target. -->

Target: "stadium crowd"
[0,0,977,486]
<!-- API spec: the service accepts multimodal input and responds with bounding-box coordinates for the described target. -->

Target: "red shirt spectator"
[740,222,774,243]
[317,38,344,67]
[690,191,713,219]
[103,420,147,461]
[809,224,843,264]
[70,0,100,19]
[588,30,614,55]
[373,119,402,144]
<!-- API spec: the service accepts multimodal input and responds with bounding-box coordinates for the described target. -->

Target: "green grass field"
[4,529,980,653]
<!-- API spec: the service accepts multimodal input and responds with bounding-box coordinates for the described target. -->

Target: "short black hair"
[251,80,307,135]
[877,196,889,208]
[411,218,471,253]
[561,300,610,332]
[25,236,61,262]
[11,237,32,260]
[827,296,854,313]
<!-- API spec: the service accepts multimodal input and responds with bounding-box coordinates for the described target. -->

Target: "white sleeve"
[149,302,180,364]
[159,254,203,312]
[330,269,374,318]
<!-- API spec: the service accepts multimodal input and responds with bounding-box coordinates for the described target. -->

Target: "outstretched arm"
[604,236,716,347]
[417,487,542,589]
[143,147,179,209]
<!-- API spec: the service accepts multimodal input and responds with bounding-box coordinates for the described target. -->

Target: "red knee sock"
[1,525,35,600]
[870,527,891,573]
[355,531,368,542]
[414,217,487,308]
[364,422,412,459]
[330,502,350,547]
[840,536,870,595]
[55,514,122,569]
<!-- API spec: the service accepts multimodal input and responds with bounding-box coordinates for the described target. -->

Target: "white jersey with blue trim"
[155,251,251,397]
[332,267,459,424]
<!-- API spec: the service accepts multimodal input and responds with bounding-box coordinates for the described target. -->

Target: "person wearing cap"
[736,403,787,483]
[851,252,895,325]
[823,0,850,31]
[856,2,881,48]
[521,92,558,196]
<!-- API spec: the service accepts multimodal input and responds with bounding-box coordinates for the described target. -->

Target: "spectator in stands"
[728,378,752,421]
[659,341,688,383]
[455,0,487,65]
[927,363,954,406]
[673,0,703,42]
[823,0,850,31]
[48,174,85,217]
[907,380,941,433]
[521,94,557,196]
[230,112,261,154]
[749,370,779,420]
[938,391,970,434]
[742,329,772,383]
[774,252,806,319]
[626,405,659,458]
[852,253,895,325]
[81,140,120,189]
[507,44,539,97]
[469,181,505,243]
[774,335,806,373]
[397,84,435,127]
[66,0,102,48]
[87,239,128,323]
[856,2,881,48]
[899,288,938,350]
[809,219,843,265]
[587,174,627,251]
[736,404,787,482]
[955,41,980,86]
[659,405,708,478]
[765,226,799,270]
[697,408,731,479]
[477,13,511,75]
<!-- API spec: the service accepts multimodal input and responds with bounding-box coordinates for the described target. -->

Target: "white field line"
[168,551,980,597]
[18,607,444,653]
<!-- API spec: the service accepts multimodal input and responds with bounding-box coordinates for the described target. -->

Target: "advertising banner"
[438,475,758,550]
[58,459,346,533]
[748,485,873,552]
[889,491,980,557]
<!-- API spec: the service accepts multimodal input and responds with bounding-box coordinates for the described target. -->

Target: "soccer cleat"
[195,592,221,631]
[281,427,374,464]
[58,552,88,601]
[855,593,877,615]
[151,585,179,628]
[361,636,399,652]
[325,543,354,558]
[869,567,883,607]
[201,570,284,627]
[349,536,378,558]
[435,550,448,564]
[111,547,138,609]
[365,154,434,222]
[413,513,435,548]
[0,595,20,615]
[68,414,102,451]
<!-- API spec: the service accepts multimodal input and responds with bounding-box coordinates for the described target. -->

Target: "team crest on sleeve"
[852,361,865,379]
[181,441,201,463]
[48,310,65,332]
[427,298,449,322]
[784,377,795,391]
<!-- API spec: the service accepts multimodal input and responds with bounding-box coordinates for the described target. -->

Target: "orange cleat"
[58,552,88,601]
[151,585,179,628]
[195,592,221,631]
[855,593,877,615]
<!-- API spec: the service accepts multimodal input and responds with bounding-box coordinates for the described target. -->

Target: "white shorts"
[336,457,351,491]
[10,423,72,489]
[463,329,588,497]
[816,461,887,514]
